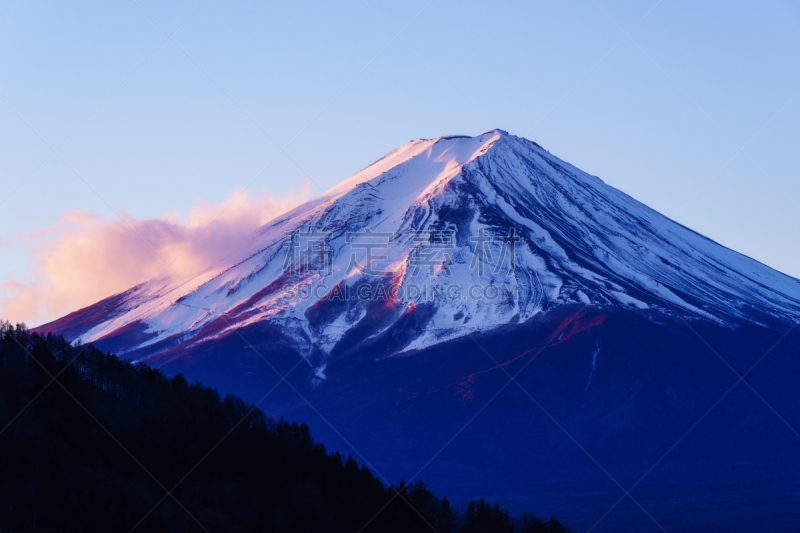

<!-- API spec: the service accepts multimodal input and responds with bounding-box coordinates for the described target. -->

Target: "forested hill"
[0,322,573,533]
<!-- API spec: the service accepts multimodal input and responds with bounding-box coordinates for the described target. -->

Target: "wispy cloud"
[0,185,310,327]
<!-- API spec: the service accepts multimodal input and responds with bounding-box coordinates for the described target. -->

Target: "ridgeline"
[0,322,572,533]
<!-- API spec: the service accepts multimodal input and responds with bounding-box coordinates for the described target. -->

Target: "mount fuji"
[37,130,800,531]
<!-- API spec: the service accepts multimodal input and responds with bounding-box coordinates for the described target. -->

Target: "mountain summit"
[41,130,800,368]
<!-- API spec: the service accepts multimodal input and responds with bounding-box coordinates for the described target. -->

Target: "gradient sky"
[1,0,799,325]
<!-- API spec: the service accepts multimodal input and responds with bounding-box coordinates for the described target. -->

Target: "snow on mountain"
[45,130,800,367]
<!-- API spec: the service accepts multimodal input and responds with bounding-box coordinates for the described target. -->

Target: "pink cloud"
[0,185,310,327]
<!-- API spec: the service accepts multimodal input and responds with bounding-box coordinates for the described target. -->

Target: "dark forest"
[0,322,572,533]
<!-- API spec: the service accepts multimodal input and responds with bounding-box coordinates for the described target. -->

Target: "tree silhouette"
[0,322,572,532]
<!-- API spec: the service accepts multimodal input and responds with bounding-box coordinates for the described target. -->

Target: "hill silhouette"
[0,321,572,533]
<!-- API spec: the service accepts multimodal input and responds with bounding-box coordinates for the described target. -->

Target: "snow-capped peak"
[41,130,800,366]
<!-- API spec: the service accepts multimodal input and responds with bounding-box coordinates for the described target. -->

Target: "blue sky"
[1,0,798,324]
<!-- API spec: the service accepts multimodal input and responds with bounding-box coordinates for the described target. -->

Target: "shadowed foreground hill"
[0,322,572,533]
